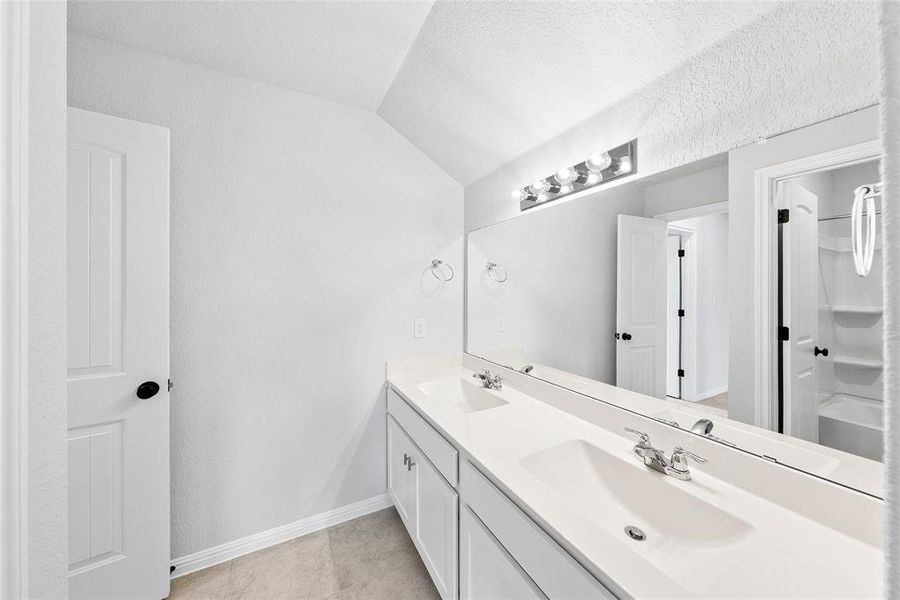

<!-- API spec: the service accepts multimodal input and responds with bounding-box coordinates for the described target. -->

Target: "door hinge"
[677,248,685,258]
[780,326,790,341]
[778,208,790,224]
[677,308,685,317]
[168,378,173,392]
[677,369,685,378]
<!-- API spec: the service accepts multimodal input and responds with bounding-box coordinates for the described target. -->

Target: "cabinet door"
[413,449,458,600]
[461,506,545,600]
[387,417,416,531]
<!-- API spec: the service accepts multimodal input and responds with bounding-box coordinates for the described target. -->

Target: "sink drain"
[624,525,646,541]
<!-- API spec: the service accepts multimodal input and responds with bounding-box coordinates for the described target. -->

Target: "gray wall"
[467,186,644,383]
[68,32,464,559]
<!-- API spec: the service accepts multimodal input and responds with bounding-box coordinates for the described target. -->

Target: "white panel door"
[413,450,458,600]
[616,215,667,398]
[782,181,819,442]
[460,506,545,600]
[67,108,170,600]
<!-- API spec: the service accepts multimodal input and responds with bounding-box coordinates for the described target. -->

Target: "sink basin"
[521,439,753,547]
[418,377,509,414]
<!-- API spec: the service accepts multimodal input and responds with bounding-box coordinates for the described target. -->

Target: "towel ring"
[851,185,877,277]
[430,259,455,282]
[486,261,508,283]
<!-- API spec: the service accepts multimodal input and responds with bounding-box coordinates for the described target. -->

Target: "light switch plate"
[414,318,427,339]
[496,315,506,332]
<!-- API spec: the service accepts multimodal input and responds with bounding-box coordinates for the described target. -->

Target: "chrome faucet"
[472,369,503,391]
[625,428,707,481]
[690,418,737,447]
[691,419,714,435]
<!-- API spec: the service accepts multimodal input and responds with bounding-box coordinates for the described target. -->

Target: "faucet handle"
[671,446,707,466]
[624,427,651,446]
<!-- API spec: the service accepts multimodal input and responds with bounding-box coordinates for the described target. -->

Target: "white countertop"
[387,358,883,599]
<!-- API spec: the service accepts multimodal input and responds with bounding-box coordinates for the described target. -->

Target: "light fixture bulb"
[616,156,632,175]
[528,178,549,195]
[586,173,601,185]
[554,166,577,185]
[511,188,523,200]
[585,151,612,173]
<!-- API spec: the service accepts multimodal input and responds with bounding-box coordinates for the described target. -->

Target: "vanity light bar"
[515,139,637,211]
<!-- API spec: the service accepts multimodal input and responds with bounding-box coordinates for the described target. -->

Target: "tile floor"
[696,391,728,412]
[168,508,440,600]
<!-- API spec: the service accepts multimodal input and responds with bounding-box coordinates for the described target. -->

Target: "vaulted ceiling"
[68,0,779,185]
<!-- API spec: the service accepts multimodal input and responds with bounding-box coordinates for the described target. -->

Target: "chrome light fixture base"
[518,139,637,211]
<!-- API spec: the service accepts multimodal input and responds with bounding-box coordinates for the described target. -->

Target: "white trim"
[751,140,881,431]
[170,494,394,579]
[654,200,729,222]
[0,2,30,597]
[666,225,699,402]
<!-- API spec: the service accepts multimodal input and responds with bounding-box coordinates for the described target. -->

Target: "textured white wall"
[880,0,899,595]
[67,32,463,558]
[465,1,879,231]
[28,3,69,598]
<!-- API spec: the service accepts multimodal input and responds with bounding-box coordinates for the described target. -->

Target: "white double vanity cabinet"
[387,387,609,600]
[385,355,883,600]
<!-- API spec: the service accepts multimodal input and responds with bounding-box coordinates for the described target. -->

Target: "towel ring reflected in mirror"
[486,261,508,283]
[430,259,455,282]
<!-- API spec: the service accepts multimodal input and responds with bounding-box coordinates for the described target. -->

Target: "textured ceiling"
[67,0,434,110]
[68,0,779,184]
[378,1,780,184]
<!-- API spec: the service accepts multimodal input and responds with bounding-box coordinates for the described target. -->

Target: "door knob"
[621,332,633,341]
[814,346,829,357]
[136,381,160,399]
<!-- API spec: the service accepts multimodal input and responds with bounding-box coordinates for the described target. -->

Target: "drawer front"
[388,388,458,486]
[460,461,616,600]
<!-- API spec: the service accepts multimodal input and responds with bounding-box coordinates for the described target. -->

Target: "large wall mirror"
[466,106,884,498]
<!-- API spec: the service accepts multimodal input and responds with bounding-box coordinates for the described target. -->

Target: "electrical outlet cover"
[414,318,427,339]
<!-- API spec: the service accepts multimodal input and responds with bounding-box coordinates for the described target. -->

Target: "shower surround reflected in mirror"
[466,108,884,497]
[781,159,883,461]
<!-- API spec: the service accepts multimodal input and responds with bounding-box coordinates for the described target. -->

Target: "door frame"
[665,225,697,401]
[1,2,30,596]
[751,139,881,431]
[655,202,727,403]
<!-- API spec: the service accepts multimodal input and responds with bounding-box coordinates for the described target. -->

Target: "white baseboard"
[170,493,394,579]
